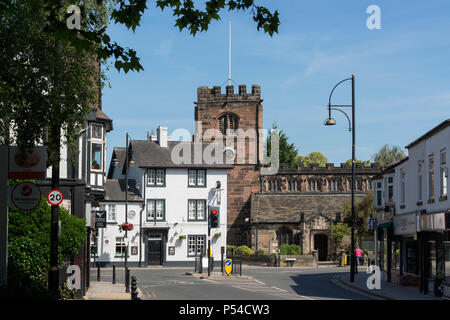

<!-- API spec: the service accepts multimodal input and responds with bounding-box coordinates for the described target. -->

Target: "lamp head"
[324,118,336,126]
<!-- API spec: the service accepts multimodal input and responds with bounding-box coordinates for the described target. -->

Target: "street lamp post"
[324,75,356,283]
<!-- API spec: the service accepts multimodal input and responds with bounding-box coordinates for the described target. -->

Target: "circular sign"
[47,189,64,206]
[128,210,136,219]
[11,182,41,210]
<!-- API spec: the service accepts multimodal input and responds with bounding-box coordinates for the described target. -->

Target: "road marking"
[270,286,288,293]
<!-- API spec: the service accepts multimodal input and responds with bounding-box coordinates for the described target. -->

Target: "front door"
[314,234,328,261]
[148,240,162,265]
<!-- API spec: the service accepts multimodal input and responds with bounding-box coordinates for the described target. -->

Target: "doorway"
[147,232,164,265]
[314,234,328,261]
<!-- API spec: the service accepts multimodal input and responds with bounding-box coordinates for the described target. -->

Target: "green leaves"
[8,197,87,290]
[372,144,406,167]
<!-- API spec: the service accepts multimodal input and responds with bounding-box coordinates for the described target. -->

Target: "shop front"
[418,211,448,297]
[393,212,420,286]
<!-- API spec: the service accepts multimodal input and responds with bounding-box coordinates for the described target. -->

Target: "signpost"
[47,189,64,206]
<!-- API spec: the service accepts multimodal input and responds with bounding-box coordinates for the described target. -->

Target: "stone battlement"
[272,162,381,174]
[197,85,261,104]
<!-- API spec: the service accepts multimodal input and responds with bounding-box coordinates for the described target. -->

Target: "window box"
[439,195,448,202]
[416,201,423,206]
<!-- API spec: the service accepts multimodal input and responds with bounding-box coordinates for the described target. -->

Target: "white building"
[393,118,449,297]
[96,126,231,267]
[373,119,449,297]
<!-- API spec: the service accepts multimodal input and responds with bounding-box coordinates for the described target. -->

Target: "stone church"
[193,84,380,260]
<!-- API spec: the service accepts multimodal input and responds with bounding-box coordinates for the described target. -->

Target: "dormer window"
[218,113,239,135]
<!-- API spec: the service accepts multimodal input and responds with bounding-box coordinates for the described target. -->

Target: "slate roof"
[250,193,365,223]
[107,147,126,179]
[103,179,143,202]
[130,140,233,169]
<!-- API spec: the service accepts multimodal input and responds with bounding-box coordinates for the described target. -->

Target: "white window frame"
[115,237,127,257]
[147,199,165,221]
[188,169,206,187]
[107,204,116,222]
[91,123,104,141]
[429,154,435,200]
[90,142,103,172]
[418,161,423,201]
[440,149,447,197]
[188,200,206,221]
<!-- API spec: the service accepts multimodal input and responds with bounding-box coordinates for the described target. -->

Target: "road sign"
[95,210,107,229]
[9,146,47,179]
[11,182,41,210]
[47,189,64,206]
[224,258,232,275]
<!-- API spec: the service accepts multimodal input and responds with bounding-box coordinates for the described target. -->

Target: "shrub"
[255,249,266,255]
[7,197,87,296]
[234,245,254,255]
[279,244,301,255]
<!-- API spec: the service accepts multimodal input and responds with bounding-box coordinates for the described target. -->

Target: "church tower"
[194,84,263,245]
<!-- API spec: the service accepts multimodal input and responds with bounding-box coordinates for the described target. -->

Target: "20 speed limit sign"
[47,189,64,206]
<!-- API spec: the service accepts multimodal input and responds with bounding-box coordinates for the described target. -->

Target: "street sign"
[95,210,107,229]
[9,146,47,179]
[224,258,232,275]
[11,182,41,210]
[47,189,64,206]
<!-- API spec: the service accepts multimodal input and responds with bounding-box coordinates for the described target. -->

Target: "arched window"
[218,113,239,135]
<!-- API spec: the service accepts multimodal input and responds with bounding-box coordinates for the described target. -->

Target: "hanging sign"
[11,182,41,210]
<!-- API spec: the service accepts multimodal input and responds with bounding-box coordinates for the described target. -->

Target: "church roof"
[250,193,365,224]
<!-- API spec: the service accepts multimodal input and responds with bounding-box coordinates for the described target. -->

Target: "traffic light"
[210,206,220,228]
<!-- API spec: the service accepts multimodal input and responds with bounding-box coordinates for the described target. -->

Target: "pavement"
[333,267,447,300]
[83,281,143,300]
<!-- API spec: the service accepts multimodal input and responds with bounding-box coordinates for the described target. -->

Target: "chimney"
[157,126,168,148]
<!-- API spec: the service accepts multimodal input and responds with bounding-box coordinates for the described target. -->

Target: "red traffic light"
[211,209,218,215]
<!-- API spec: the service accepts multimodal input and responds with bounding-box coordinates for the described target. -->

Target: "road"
[90,265,374,300]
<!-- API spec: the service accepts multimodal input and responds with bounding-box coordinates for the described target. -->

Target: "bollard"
[125,268,130,293]
[97,264,100,281]
[112,265,116,284]
[239,256,242,276]
[199,252,203,274]
[130,276,139,300]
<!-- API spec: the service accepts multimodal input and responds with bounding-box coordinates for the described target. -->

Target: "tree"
[295,152,328,167]
[329,223,350,253]
[266,123,298,167]
[341,191,374,247]
[372,144,406,167]
[10,0,280,73]
[345,159,371,167]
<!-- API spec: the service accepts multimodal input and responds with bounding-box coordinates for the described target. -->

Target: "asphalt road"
[90,265,374,300]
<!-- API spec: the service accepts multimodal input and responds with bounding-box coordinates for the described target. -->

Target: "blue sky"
[102,0,450,169]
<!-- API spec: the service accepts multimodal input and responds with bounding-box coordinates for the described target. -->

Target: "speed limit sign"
[47,189,64,206]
